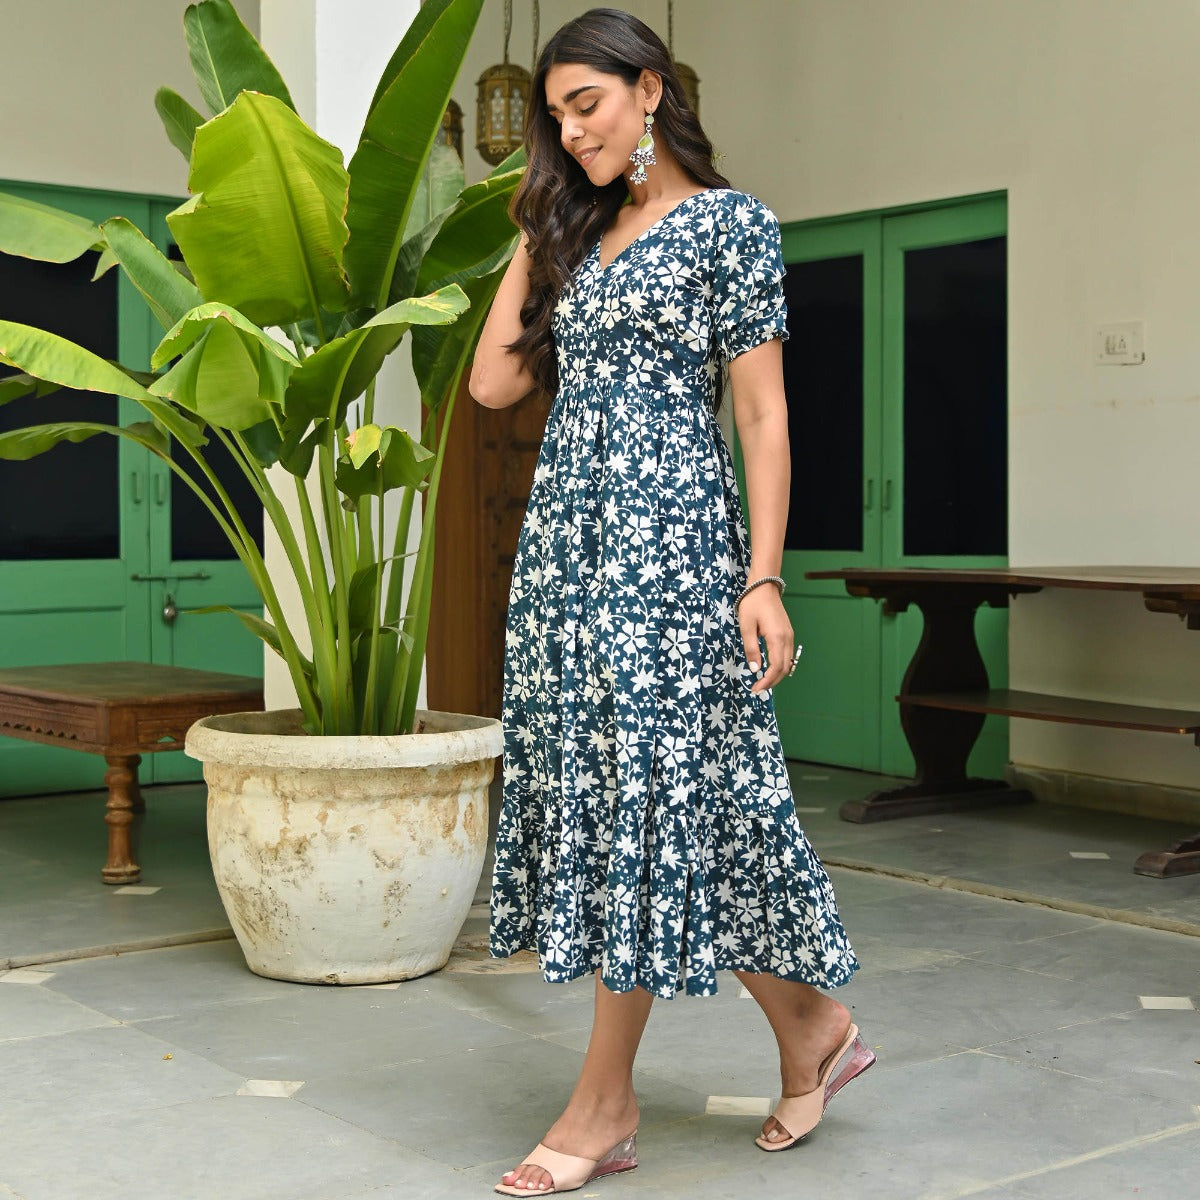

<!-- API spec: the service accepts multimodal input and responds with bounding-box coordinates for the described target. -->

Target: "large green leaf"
[0,321,156,403]
[155,87,206,159]
[167,91,351,326]
[0,371,60,407]
[150,319,289,431]
[0,192,101,263]
[344,0,485,308]
[284,285,468,427]
[102,218,204,332]
[0,420,168,461]
[152,301,300,370]
[404,140,465,243]
[335,424,434,499]
[411,170,521,296]
[411,267,504,412]
[184,0,295,115]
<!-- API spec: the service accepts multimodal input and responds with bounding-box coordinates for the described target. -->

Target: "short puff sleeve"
[712,194,790,364]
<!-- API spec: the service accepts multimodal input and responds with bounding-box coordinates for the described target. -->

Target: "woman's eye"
[581,103,597,115]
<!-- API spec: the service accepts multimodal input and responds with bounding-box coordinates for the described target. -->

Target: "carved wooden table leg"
[102,753,143,885]
[1133,835,1200,878]
[841,587,1034,823]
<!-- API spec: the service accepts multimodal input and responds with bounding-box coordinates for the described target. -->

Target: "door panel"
[879,200,1009,777]
[770,219,884,768]
[746,195,1009,778]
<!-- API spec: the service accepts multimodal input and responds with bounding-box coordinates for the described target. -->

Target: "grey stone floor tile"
[844,932,969,977]
[43,937,296,1020]
[999,1127,1199,1200]
[136,985,528,1082]
[3,1093,447,1200]
[0,784,228,966]
[420,960,596,1037]
[981,1010,1200,1106]
[834,1050,1195,1200]
[969,919,1200,995]
[0,977,118,1041]
[0,1023,243,1126]
[838,878,1109,953]
[844,955,1138,1051]
[298,1036,709,1170]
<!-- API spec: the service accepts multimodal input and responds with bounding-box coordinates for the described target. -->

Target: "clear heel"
[824,1034,876,1104]
[590,1129,638,1180]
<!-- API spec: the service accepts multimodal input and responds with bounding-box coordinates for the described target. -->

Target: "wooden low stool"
[0,662,263,884]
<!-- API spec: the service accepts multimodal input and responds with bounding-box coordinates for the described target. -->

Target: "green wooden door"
[0,183,262,796]
[768,218,885,769]
[878,200,1009,777]
[746,194,1009,775]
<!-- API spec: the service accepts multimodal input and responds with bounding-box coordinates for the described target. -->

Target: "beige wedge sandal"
[755,1023,875,1152]
[494,1129,638,1195]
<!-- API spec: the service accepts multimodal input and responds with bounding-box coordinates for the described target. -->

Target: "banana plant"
[0,0,524,735]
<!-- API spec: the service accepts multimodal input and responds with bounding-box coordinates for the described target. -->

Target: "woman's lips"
[579,147,600,165]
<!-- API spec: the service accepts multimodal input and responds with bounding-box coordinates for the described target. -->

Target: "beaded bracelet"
[735,574,786,610]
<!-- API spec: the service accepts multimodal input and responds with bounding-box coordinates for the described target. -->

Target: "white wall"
[1,0,259,196]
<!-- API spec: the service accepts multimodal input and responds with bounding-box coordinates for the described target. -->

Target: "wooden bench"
[808,567,1200,878]
[0,662,263,884]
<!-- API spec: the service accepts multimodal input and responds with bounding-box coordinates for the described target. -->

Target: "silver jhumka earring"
[629,111,656,184]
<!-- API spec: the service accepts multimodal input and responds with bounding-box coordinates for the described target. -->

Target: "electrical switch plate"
[1096,321,1144,365]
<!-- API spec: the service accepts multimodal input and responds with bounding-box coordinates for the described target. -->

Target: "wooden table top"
[0,662,262,705]
[807,566,1200,596]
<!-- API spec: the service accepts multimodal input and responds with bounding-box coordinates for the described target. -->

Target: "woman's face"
[544,63,654,186]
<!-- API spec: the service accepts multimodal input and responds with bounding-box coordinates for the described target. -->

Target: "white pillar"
[258,0,425,714]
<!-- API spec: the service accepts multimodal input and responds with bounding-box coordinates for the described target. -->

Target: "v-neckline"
[594,188,718,273]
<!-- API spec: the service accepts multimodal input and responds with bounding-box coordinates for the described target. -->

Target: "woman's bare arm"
[729,338,794,695]
[469,233,538,409]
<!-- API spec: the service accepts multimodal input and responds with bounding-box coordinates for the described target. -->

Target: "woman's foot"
[759,994,852,1145]
[499,1093,640,1193]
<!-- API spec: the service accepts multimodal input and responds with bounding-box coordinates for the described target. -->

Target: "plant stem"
[318,435,354,731]
[362,480,386,732]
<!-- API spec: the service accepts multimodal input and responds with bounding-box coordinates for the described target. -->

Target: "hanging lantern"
[668,0,700,117]
[441,98,464,160]
[476,0,530,166]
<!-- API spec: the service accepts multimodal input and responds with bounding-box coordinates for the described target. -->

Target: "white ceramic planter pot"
[185,708,502,984]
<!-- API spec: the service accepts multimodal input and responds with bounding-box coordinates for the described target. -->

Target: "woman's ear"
[639,68,663,109]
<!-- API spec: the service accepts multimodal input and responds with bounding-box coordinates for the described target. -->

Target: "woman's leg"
[733,971,852,1143]
[500,975,653,1191]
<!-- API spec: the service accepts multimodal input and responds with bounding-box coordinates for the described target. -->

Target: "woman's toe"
[760,1116,788,1142]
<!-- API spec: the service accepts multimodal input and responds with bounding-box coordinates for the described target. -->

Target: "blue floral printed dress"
[489,187,858,999]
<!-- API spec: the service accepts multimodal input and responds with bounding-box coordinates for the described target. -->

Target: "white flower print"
[490,188,857,999]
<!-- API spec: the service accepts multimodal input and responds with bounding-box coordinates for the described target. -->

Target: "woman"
[470,9,871,1195]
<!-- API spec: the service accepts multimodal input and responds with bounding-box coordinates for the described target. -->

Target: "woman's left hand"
[738,586,795,695]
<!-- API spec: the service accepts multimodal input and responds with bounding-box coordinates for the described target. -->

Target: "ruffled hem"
[490,791,860,1002]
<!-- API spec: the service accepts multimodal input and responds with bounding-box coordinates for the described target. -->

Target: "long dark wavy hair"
[507,7,731,404]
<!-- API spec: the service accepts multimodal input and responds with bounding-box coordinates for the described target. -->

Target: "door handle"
[130,470,144,504]
[154,473,167,505]
[863,478,875,510]
[162,593,178,625]
[882,479,893,512]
